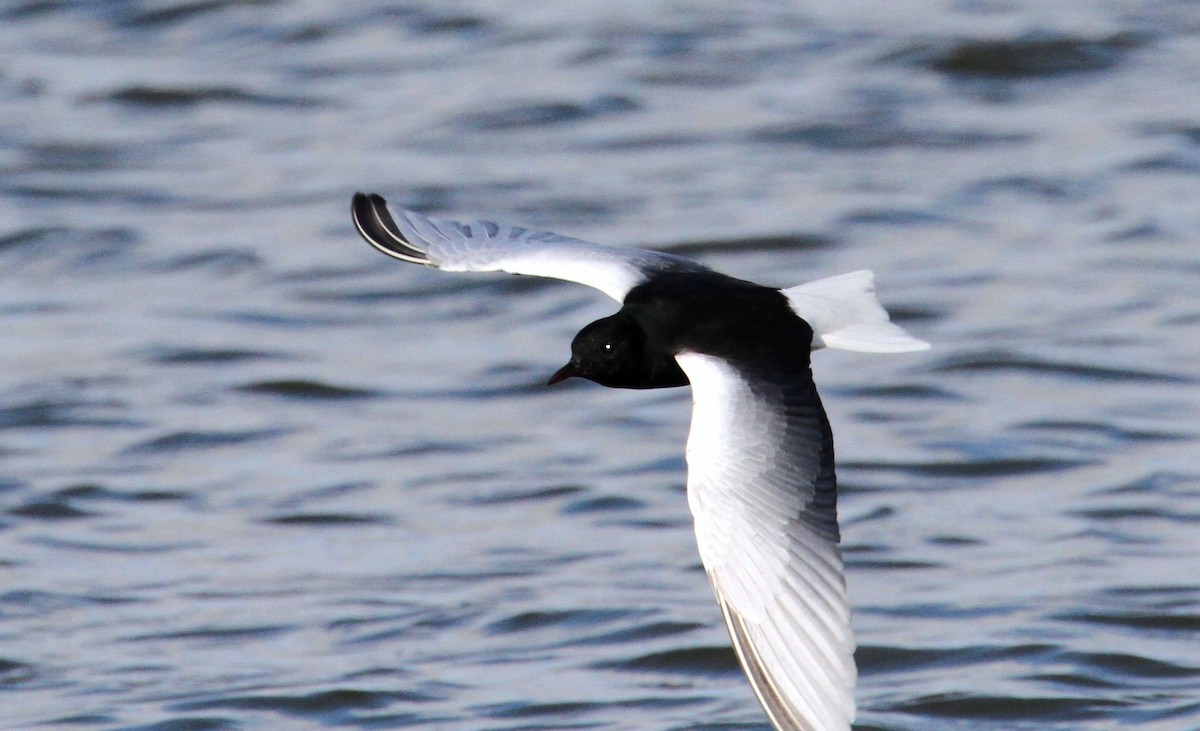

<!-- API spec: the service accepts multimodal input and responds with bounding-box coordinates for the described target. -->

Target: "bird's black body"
[558,269,839,541]
[555,271,816,391]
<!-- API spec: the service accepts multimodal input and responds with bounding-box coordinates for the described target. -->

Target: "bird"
[351,192,929,731]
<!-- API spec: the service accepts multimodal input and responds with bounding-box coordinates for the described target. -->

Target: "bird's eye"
[603,342,614,353]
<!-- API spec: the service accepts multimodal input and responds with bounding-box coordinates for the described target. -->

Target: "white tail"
[783,271,930,353]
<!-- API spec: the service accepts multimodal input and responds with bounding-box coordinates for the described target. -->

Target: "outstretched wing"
[676,352,856,731]
[351,192,710,302]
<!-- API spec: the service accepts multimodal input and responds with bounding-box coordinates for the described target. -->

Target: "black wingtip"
[350,192,430,264]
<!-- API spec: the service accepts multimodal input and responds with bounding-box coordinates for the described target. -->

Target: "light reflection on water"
[2,2,1199,730]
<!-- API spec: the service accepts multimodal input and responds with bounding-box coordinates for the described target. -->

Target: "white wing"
[351,192,709,302]
[677,352,856,731]
[783,271,930,353]
[354,195,931,356]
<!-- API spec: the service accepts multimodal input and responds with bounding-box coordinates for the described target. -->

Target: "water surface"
[2,2,1199,730]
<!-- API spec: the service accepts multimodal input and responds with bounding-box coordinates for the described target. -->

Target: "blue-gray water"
[3,3,1199,730]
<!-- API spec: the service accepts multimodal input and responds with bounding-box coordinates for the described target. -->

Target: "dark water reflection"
[2,2,1199,730]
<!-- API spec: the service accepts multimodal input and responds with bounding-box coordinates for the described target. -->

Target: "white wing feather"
[351,193,708,302]
[678,352,856,731]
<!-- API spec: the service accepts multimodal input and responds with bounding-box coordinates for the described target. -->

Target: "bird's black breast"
[622,271,815,370]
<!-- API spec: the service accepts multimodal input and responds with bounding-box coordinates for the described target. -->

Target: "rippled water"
[3,2,1199,730]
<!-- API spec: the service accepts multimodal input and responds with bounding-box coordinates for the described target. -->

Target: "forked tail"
[783,271,930,353]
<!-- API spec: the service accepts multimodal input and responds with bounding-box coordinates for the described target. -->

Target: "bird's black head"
[549,312,688,389]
